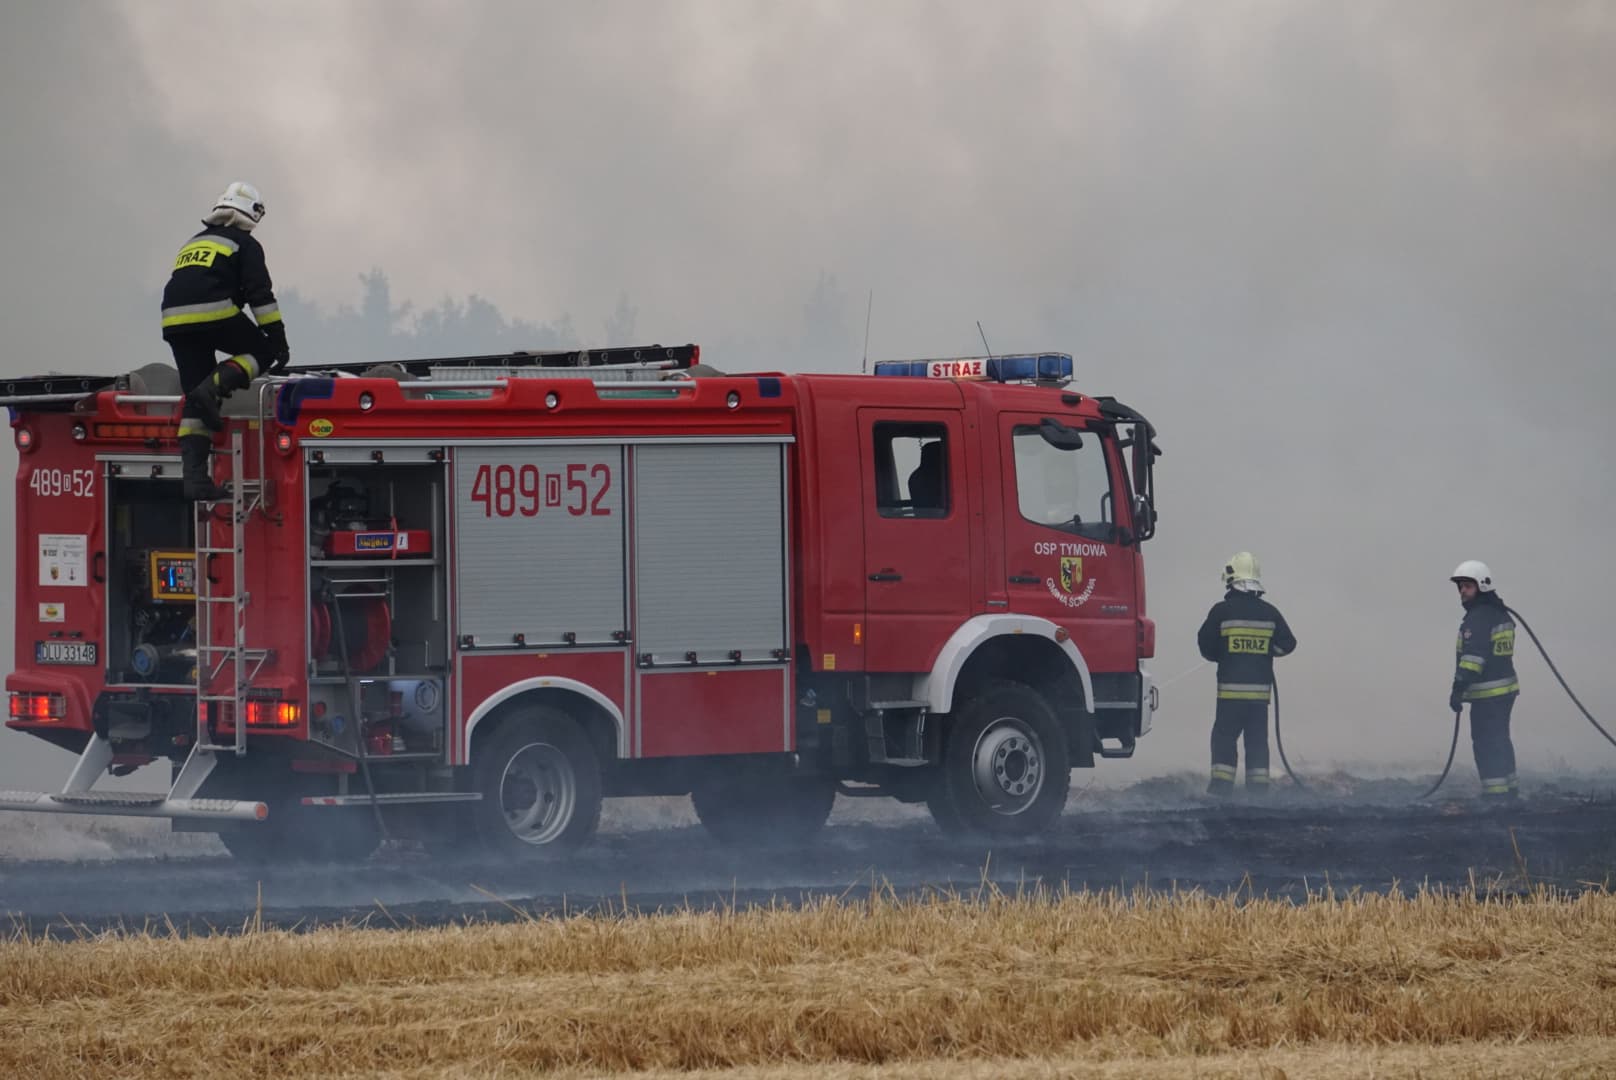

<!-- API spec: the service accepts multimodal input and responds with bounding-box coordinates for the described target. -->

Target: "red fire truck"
[2,345,1160,860]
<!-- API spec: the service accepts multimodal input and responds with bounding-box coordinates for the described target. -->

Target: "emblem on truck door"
[1059,556,1083,593]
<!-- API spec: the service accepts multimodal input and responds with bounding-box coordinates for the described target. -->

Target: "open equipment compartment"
[305,448,449,761]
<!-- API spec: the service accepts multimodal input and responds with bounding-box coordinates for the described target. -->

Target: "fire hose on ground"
[1272,605,1615,799]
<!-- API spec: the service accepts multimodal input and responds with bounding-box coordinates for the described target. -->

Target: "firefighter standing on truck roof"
[1198,552,1297,797]
[160,181,290,501]
[1449,560,1520,801]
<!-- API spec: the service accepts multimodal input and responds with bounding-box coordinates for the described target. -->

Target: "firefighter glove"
[1448,685,1463,714]
[264,323,290,373]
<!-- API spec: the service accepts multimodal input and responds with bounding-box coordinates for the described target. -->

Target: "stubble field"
[3,883,1615,1079]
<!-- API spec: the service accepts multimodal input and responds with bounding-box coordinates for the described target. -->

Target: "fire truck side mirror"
[1037,417,1083,451]
[1131,494,1156,544]
[1127,421,1159,543]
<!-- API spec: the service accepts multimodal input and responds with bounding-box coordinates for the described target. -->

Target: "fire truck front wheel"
[472,709,603,856]
[927,679,1071,837]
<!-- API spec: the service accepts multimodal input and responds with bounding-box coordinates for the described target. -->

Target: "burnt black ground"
[3,779,1613,938]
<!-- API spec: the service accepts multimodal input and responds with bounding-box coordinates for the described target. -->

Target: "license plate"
[35,640,98,666]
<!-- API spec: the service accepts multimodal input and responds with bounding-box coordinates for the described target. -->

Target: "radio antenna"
[861,290,873,374]
[976,320,994,359]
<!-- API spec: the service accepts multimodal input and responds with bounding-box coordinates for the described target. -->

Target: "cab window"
[873,422,949,518]
[1011,424,1114,540]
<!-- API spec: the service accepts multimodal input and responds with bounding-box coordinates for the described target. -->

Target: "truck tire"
[926,679,1070,837]
[471,707,602,858]
[306,808,383,863]
[216,798,381,864]
[691,771,835,846]
[217,821,286,863]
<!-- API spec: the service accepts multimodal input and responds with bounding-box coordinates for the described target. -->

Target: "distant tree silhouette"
[275,269,579,365]
[267,267,863,373]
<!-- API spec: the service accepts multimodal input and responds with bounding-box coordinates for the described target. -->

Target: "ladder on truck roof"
[381,342,699,379]
[0,343,702,410]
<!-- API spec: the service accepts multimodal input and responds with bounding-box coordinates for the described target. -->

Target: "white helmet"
[1449,560,1495,592]
[1222,551,1263,592]
[212,181,266,224]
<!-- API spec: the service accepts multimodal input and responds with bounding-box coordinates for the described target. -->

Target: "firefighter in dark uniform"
[1197,552,1297,797]
[161,181,290,500]
[1449,560,1519,800]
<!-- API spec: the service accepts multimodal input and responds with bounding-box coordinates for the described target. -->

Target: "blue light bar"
[872,353,1073,384]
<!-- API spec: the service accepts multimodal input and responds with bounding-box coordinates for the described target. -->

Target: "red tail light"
[246,700,301,728]
[211,699,302,733]
[8,692,66,722]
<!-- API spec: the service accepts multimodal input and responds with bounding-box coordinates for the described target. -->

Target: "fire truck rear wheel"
[927,679,1070,837]
[202,762,378,864]
[216,801,381,864]
[472,708,602,857]
[306,810,383,863]
[216,823,286,863]
[690,771,836,846]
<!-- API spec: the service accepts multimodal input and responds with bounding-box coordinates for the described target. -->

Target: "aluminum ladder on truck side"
[194,430,270,756]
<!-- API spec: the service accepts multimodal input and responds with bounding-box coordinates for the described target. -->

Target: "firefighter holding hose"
[1448,560,1520,800]
[1198,552,1297,797]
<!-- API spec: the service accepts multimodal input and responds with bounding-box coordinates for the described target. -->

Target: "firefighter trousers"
[165,316,271,429]
[1469,695,1518,799]
[1209,698,1270,795]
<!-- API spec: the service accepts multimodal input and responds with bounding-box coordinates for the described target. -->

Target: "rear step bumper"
[0,734,267,823]
[0,790,267,821]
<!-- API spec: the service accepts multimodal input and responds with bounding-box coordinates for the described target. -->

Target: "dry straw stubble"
[2,884,1614,1078]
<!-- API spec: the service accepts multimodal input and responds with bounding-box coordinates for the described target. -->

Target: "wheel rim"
[498,741,576,845]
[969,717,1044,816]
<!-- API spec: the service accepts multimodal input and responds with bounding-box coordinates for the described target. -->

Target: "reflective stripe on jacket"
[1197,590,1297,696]
[161,223,281,334]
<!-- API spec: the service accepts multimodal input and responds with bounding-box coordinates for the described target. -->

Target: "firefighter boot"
[185,381,223,432]
[1207,764,1236,798]
[180,434,229,502]
[185,355,256,432]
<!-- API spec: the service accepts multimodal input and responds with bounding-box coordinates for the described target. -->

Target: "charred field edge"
[2,775,1613,939]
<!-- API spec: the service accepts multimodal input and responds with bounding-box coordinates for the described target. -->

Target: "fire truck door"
[858,409,972,672]
[996,412,1137,674]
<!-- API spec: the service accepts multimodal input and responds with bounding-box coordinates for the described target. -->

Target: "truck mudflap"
[0,735,268,823]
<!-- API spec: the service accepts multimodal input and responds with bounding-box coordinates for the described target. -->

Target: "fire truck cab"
[3,345,1160,860]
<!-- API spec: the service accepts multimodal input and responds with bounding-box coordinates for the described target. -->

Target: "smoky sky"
[2,0,1614,790]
